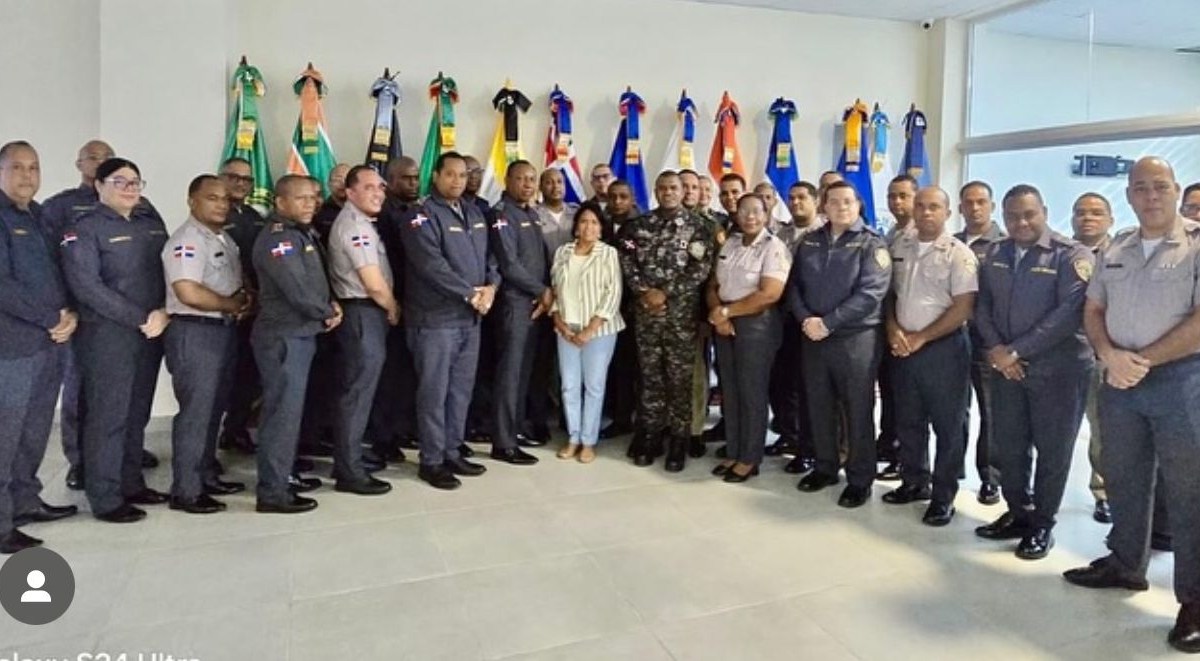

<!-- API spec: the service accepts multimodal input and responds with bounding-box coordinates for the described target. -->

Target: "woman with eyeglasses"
[706,194,791,482]
[62,157,170,523]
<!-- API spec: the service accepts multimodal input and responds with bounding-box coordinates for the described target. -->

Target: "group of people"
[3,135,1200,652]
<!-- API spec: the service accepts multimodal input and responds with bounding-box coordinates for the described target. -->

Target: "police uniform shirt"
[162,217,243,318]
[716,230,791,302]
[955,221,1006,264]
[251,216,334,339]
[1087,218,1200,352]
[536,202,578,255]
[327,201,392,300]
[0,191,68,358]
[890,228,979,333]
[224,204,265,282]
[492,195,550,301]
[774,218,825,254]
[786,220,892,332]
[61,204,169,328]
[42,185,164,245]
[312,198,343,246]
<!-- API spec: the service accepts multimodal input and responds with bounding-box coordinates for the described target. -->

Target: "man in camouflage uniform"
[618,171,716,471]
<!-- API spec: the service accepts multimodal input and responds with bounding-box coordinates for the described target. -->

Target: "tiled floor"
[0,417,1183,660]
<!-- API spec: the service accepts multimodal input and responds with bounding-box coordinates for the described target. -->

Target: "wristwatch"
[720,306,730,319]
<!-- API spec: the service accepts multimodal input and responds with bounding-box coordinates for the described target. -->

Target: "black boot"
[664,435,686,473]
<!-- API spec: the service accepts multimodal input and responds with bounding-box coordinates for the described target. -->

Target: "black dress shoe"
[0,529,43,554]
[418,464,461,490]
[922,501,955,526]
[784,456,815,474]
[294,457,316,473]
[633,453,654,467]
[1169,603,1200,654]
[361,450,387,473]
[334,476,393,495]
[127,488,169,506]
[599,422,632,440]
[490,447,539,465]
[169,494,227,514]
[517,434,548,448]
[256,494,318,513]
[65,465,84,490]
[723,465,759,483]
[1063,556,1149,591]
[711,463,734,477]
[95,503,147,523]
[444,457,487,476]
[397,435,420,450]
[875,461,901,481]
[203,478,246,495]
[838,485,871,509]
[975,511,1030,540]
[142,449,160,469]
[458,443,476,458]
[219,429,257,454]
[687,435,707,458]
[714,445,728,459]
[289,474,323,493]
[797,471,839,492]
[1092,499,1112,524]
[882,482,932,505]
[467,431,492,445]
[977,481,1001,505]
[1016,527,1054,560]
[13,501,78,527]
[1152,531,1173,552]
[664,437,686,473]
[528,424,551,443]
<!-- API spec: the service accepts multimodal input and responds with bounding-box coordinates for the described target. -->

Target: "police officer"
[251,175,342,513]
[1182,183,1200,222]
[1065,157,1200,653]
[313,163,350,245]
[882,187,978,526]
[972,184,1094,559]
[488,161,548,465]
[161,175,251,514]
[955,180,1006,505]
[681,168,721,458]
[599,179,640,441]
[325,166,395,495]
[218,156,267,456]
[787,181,891,507]
[62,157,170,523]
[0,141,79,552]
[399,151,499,490]
[706,193,791,483]
[618,170,716,470]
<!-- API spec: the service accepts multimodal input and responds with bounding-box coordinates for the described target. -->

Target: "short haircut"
[719,172,747,188]
[0,140,34,165]
[591,163,611,174]
[505,160,535,179]
[344,164,375,189]
[274,174,311,198]
[1002,183,1044,207]
[1074,192,1112,214]
[1183,182,1200,200]
[434,151,467,174]
[789,181,817,197]
[655,170,681,184]
[736,192,768,213]
[571,201,605,239]
[960,180,994,200]
[220,156,251,171]
[187,174,221,197]
[889,174,919,190]
[539,168,563,184]
[608,179,632,193]
[678,168,699,180]
[96,157,140,182]
[820,180,863,208]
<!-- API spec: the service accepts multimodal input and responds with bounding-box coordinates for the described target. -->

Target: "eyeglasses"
[222,173,254,184]
[1182,204,1200,215]
[106,177,145,192]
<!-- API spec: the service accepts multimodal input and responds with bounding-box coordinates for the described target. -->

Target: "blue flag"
[608,88,649,211]
[837,101,877,226]
[765,97,799,194]
[902,107,932,187]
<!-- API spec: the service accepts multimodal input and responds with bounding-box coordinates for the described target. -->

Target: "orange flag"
[708,91,746,182]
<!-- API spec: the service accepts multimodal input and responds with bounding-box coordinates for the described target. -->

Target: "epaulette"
[1114,226,1138,239]
[269,222,285,233]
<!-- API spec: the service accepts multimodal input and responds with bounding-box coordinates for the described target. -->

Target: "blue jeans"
[557,332,618,445]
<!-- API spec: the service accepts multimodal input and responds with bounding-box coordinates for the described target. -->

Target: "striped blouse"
[550,241,626,338]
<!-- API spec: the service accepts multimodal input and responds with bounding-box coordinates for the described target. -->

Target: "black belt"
[339,298,378,308]
[171,314,235,327]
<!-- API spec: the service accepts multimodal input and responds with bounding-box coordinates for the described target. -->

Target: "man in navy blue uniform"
[399,152,500,490]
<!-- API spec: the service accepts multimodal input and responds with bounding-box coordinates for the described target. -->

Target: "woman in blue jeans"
[551,203,625,463]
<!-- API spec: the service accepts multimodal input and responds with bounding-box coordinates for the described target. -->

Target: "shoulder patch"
[270,241,295,258]
[875,247,891,269]
[60,232,78,247]
[270,222,284,233]
[491,217,508,230]
[172,244,196,259]
[409,214,428,229]
[1074,259,1093,282]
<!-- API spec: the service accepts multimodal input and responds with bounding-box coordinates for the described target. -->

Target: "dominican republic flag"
[173,245,196,259]
[351,235,370,248]
[607,88,649,212]
[837,99,877,226]
[902,106,932,188]
[544,85,585,204]
[61,231,78,247]
[270,241,295,258]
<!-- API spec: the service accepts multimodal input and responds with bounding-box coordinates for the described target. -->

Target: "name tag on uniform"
[989,261,1010,269]
[214,251,225,258]
[449,226,464,233]
[802,240,820,247]
[1030,267,1057,275]
[520,222,532,228]
[472,222,485,229]
[843,241,864,248]
[149,230,166,236]
[305,245,316,253]
[109,235,132,243]
[11,228,29,236]
[1105,263,1124,269]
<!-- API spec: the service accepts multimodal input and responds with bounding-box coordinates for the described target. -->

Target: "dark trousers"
[803,327,882,487]
[253,333,316,504]
[875,352,898,461]
[991,356,1092,529]
[467,314,497,437]
[1100,356,1200,603]
[526,317,556,432]
[604,317,638,429]
[59,341,82,469]
[299,331,338,448]
[164,319,236,499]
[715,310,782,465]
[367,323,417,451]
[222,318,260,436]
[493,298,538,448]
[769,317,813,457]
[332,303,389,482]
[0,348,61,534]
[408,325,480,466]
[966,358,999,483]
[895,330,970,504]
[77,319,161,514]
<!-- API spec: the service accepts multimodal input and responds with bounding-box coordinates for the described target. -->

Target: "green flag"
[287,62,337,197]
[419,72,459,196]
[221,56,273,210]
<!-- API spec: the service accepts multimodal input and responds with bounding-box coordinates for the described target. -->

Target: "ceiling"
[673,0,1032,22]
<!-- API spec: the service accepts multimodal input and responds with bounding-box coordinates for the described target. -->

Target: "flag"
[869,104,891,174]
[836,99,877,226]
[659,89,699,174]
[287,62,337,197]
[902,105,932,188]
[707,91,746,182]
[419,72,459,197]
[543,85,585,204]
[765,97,799,194]
[365,68,402,175]
[220,56,273,210]
[607,88,649,212]
[480,82,531,204]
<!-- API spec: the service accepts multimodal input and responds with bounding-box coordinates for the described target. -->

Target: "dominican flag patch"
[623,239,636,251]
[60,232,78,247]
[270,241,295,258]
[351,235,371,248]
[173,244,196,259]
[491,217,508,230]
[410,214,428,229]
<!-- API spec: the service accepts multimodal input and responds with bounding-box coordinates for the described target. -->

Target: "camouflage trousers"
[635,309,698,438]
